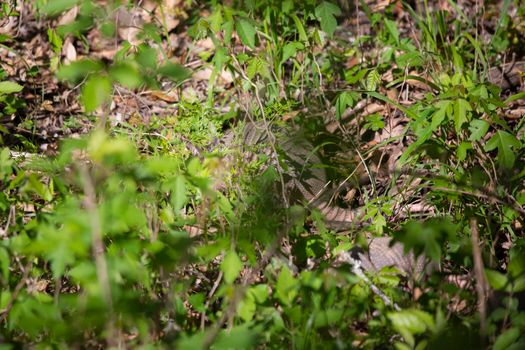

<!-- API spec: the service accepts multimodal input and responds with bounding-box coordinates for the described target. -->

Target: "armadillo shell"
[354,237,437,278]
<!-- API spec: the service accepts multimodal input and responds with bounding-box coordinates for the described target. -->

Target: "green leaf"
[453,98,472,133]
[457,141,472,161]
[47,28,63,54]
[384,18,400,43]
[0,81,22,95]
[493,327,520,350]
[291,14,308,42]
[81,76,112,112]
[485,269,508,290]
[57,59,104,84]
[40,0,80,16]
[505,91,525,104]
[431,100,452,130]
[275,266,298,306]
[484,130,521,169]
[335,91,354,120]
[109,62,142,89]
[0,247,10,281]
[188,292,206,313]
[468,119,489,142]
[315,2,341,37]
[171,175,187,211]
[236,18,256,49]
[246,57,271,80]
[157,62,192,83]
[221,251,243,284]
[388,309,435,347]
[248,284,269,303]
[281,42,303,63]
[365,69,381,91]
[364,113,385,131]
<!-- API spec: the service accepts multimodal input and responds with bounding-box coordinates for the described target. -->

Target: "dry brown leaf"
[148,90,179,103]
[57,6,79,26]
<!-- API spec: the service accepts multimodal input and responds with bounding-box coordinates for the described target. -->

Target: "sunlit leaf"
[468,119,489,142]
[40,0,80,16]
[493,328,520,350]
[57,59,103,84]
[315,2,341,37]
[484,130,521,169]
[221,251,243,284]
[236,18,256,49]
[275,266,298,306]
[453,98,472,133]
[485,269,508,290]
[81,75,112,112]
[0,81,22,95]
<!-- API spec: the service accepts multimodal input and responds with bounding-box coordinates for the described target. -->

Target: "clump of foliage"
[1,0,525,349]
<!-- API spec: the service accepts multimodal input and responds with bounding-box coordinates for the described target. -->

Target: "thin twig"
[0,260,33,323]
[79,164,117,346]
[469,217,487,338]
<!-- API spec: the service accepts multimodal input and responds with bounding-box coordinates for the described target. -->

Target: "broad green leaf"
[388,309,435,347]
[172,175,187,211]
[57,59,103,84]
[275,266,298,306]
[396,51,423,68]
[0,81,22,95]
[484,130,521,169]
[158,62,192,83]
[213,324,258,349]
[431,100,451,130]
[238,292,256,321]
[365,69,381,91]
[221,251,243,284]
[47,29,63,54]
[364,113,385,131]
[453,98,472,133]
[208,7,223,33]
[315,2,341,37]
[281,42,303,63]
[493,327,520,350]
[188,292,206,313]
[222,19,234,46]
[384,18,400,43]
[246,57,270,80]
[109,62,142,89]
[81,76,112,112]
[248,284,269,303]
[40,0,79,16]
[485,269,508,290]
[335,91,354,120]
[314,308,343,327]
[0,247,9,281]
[508,246,525,278]
[456,141,472,161]
[468,119,489,142]
[136,47,157,69]
[236,18,256,49]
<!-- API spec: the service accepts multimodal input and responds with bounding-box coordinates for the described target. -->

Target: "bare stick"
[469,217,487,337]
[79,165,117,346]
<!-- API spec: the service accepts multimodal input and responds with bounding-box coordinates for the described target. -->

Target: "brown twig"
[469,217,487,338]
[79,164,117,347]
[0,260,33,323]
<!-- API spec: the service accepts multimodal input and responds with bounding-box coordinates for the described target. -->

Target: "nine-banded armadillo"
[227,121,360,230]
[350,237,436,278]
[488,61,524,90]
